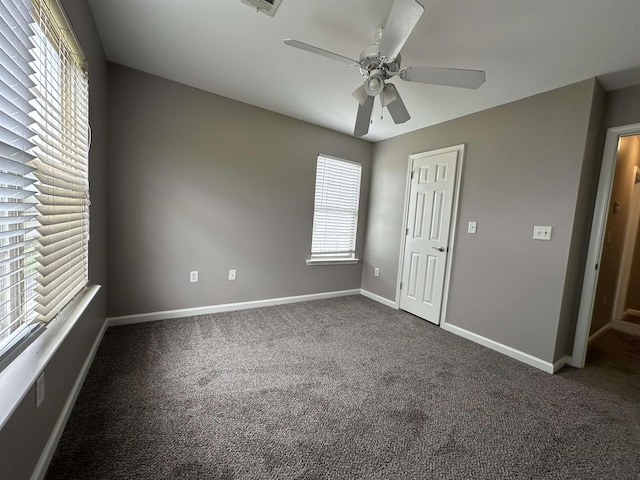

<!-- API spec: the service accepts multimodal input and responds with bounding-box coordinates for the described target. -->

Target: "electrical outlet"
[36,373,45,408]
[533,226,552,241]
[468,221,477,234]
[228,269,236,281]
[374,267,379,277]
[190,271,198,283]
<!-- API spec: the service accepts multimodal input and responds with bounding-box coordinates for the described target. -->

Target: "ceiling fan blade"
[354,95,375,137]
[382,84,410,124]
[283,39,359,67]
[379,0,424,61]
[352,84,368,106]
[401,66,486,89]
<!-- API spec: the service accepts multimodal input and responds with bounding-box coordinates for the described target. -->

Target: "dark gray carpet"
[45,296,640,479]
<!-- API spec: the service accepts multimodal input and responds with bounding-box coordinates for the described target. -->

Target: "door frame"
[572,122,640,368]
[395,143,465,327]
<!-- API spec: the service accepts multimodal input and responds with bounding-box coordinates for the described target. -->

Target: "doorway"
[396,144,464,325]
[573,124,640,367]
[613,163,640,323]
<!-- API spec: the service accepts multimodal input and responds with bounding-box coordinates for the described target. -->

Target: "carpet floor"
[45,296,640,479]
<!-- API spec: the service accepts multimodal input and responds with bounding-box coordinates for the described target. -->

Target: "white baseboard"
[553,355,572,372]
[107,289,362,326]
[624,308,640,317]
[588,322,611,344]
[442,323,555,373]
[31,317,108,480]
[570,321,616,368]
[360,289,398,309]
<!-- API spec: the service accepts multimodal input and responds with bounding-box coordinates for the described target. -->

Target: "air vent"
[241,0,282,16]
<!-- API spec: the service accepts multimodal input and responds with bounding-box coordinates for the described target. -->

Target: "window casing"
[308,154,361,265]
[0,0,89,363]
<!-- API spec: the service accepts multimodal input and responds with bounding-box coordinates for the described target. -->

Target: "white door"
[400,149,459,324]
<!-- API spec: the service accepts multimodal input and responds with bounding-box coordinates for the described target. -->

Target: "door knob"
[432,246,445,252]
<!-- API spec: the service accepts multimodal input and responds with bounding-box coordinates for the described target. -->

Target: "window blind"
[30,0,89,323]
[0,0,40,349]
[0,0,88,357]
[311,154,361,257]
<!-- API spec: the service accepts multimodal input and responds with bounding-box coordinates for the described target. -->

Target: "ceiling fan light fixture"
[364,73,385,96]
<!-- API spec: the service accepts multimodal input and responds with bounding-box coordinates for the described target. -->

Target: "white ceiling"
[86,0,640,142]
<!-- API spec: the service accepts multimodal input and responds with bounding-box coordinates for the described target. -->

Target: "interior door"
[400,150,458,324]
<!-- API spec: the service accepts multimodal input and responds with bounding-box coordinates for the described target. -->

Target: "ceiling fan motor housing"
[359,45,383,71]
[359,45,401,77]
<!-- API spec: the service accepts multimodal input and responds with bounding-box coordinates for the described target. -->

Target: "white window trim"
[0,285,99,430]
[306,254,359,266]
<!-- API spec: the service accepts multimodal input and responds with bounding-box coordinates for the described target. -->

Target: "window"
[0,0,89,363]
[307,154,361,265]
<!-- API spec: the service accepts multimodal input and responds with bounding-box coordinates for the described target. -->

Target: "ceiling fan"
[284,0,486,137]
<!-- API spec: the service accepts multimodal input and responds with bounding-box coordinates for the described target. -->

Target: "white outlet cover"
[228,269,236,280]
[533,226,552,240]
[468,221,477,234]
[190,271,198,282]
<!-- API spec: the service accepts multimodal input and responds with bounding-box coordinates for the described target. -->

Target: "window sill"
[306,257,360,266]
[0,285,100,430]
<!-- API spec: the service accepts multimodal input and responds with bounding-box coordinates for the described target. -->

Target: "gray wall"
[605,84,640,129]
[0,1,108,479]
[362,79,601,363]
[106,65,371,318]
[555,82,605,357]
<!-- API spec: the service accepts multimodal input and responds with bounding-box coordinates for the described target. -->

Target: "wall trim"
[442,322,555,373]
[31,316,108,480]
[107,289,362,326]
[360,289,398,309]
[588,322,611,344]
[553,355,572,372]
[623,308,640,318]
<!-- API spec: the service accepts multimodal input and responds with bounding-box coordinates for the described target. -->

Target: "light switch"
[533,226,552,240]
[468,221,477,234]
